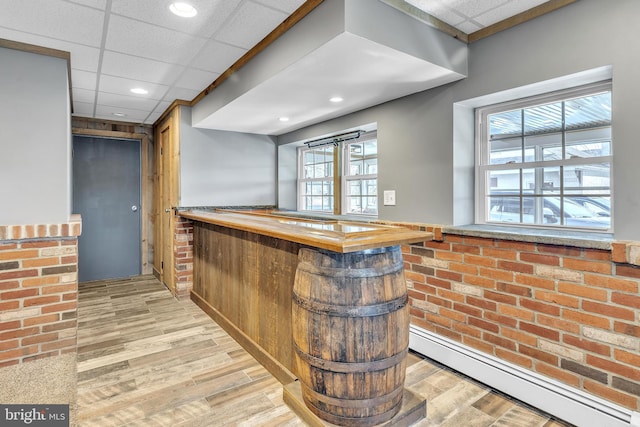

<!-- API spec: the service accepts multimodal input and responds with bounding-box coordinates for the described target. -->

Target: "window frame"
[296,144,336,214]
[341,132,378,217]
[475,81,613,231]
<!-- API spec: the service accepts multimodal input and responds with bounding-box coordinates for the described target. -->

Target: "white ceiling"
[405,0,549,34]
[0,0,556,128]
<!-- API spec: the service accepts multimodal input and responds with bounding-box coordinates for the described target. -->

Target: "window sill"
[444,224,613,250]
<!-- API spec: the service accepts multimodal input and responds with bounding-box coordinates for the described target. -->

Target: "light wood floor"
[77,276,573,426]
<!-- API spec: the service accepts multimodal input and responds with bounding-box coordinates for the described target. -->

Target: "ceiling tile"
[0,28,101,72]
[105,15,208,64]
[474,0,548,26]
[457,21,483,33]
[215,1,289,49]
[101,51,185,85]
[98,74,168,100]
[254,0,306,14]
[67,0,107,10]
[163,87,201,103]
[442,0,510,19]
[0,0,104,47]
[95,104,150,122]
[73,101,95,116]
[175,68,220,91]
[188,40,247,74]
[72,71,98,91]
[111,0,239,38]
[72,88,96,104]
[97,91,162,111]
[144,111,164,124]
[405,0,466,26]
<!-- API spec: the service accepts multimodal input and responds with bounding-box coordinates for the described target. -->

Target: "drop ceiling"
[0,0,567,129]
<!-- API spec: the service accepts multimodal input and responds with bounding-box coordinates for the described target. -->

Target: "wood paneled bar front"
[182,209,432,426]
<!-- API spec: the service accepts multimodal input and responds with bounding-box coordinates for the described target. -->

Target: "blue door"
[73,136,141,282]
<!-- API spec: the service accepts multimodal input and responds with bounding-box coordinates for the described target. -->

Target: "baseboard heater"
[409,325,640,427]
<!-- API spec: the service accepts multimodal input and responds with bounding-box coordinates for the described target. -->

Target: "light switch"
[383,190,396,206]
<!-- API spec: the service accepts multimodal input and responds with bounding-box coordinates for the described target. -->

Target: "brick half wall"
[400,227,640,412]
[0,216,81,367]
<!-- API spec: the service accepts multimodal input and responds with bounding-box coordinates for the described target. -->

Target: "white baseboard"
[409,325,640,427]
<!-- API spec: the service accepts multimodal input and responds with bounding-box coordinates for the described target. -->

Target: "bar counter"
[182,209,432,425]
[180,209,432,253]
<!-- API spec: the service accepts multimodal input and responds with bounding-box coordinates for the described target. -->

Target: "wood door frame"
[154,107,180,292]
[72,128,152,275]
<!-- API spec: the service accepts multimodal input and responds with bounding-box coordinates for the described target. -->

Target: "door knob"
[165,208,171,213]
[131,205,138,212]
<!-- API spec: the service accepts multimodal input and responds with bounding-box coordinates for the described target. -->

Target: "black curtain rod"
[304,130,365,148]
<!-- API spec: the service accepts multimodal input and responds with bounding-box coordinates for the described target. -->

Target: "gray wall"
[278,0,640,240]
[0,47,71,225]
[180,106,277,207]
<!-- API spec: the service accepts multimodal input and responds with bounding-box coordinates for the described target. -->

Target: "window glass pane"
[488,170,520,194]
[365,158,378,174]
[303,151,315,165]
[568,196,610,218]
[347,196,362,214]
[304,165,314,179]
[489,137,522,165]
[524,102,562,135]
[488,196,521,223]
[489,110,521,138]
[562,198,610,229]
[363,196,377,215]
[364,179,377,197]
[563,163,610,194]
[323,181,333,196]
[349,160,362,175]
[363,140,377,156]
[566,128,611,158]
[349,181,361,196]
[524,133,562,162]
[565,92,611,130]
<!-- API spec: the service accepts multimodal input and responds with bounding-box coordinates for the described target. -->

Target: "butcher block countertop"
[180,209,432,253]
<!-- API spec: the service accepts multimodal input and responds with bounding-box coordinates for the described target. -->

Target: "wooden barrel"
[292,246,409,426]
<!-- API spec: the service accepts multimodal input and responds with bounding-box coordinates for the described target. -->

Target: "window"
[343,137,378,215]
[476,82,612,230]
[298,145,335,213]
[298,131,378,216]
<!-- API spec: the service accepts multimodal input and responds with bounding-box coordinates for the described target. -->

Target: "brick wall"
[173,215,193,299]
[400,226,640,411]
[0,217,81,368]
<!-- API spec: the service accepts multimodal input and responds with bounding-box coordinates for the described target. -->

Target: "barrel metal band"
[294,345,408,373]
[302,382,404,409]
[296,259,404,278]
[292,292,408,317]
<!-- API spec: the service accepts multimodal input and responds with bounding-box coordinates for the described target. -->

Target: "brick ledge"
[0,215,82,241]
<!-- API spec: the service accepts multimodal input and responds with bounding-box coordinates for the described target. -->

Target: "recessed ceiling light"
[279,117,290,122]
[169,2,197,18]
[113,112,127,117]
[330,96,344,103]
[130,87,148,95]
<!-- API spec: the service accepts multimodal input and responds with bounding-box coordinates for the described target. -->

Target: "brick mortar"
[0,224,79,367]
[399,225,640,411]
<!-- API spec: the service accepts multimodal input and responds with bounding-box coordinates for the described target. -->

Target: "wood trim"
[1,38,74,114]
[191,291,297,385]
[152,99,190,128]
[468,0,578,43]
[190,0,325,107]
[72,128,152,275]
